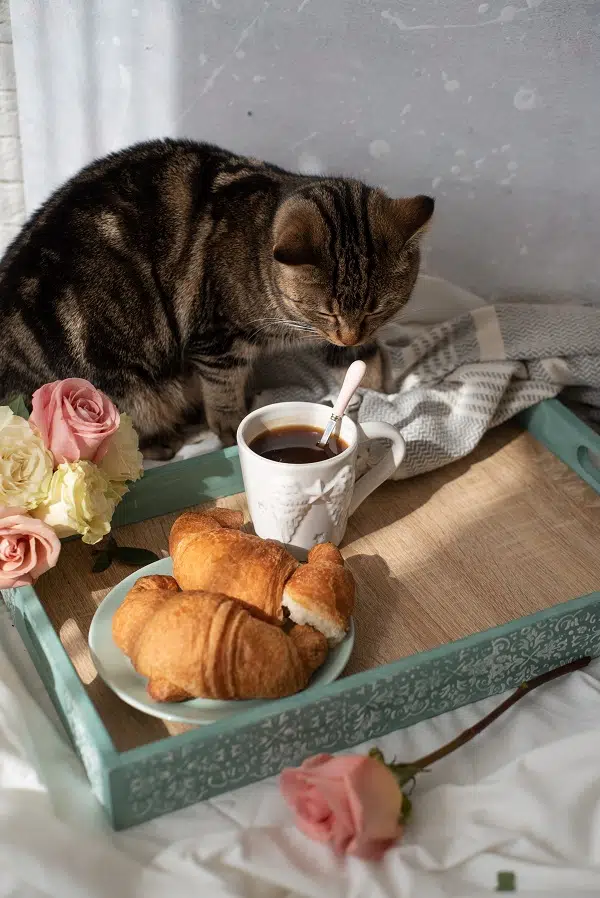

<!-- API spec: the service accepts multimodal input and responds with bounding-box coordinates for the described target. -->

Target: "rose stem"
[404,656,591,773]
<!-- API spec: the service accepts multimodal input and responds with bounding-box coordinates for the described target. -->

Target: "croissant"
[111,575,190,701]
[112,581,328,701]
[282,543,355,646]
[169,509,298,625]
[112,574,180,657]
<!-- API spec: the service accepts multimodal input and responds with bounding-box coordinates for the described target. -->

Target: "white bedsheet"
[1,599,600,898]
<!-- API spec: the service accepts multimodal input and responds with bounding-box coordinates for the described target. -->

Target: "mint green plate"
[88,557,355,725]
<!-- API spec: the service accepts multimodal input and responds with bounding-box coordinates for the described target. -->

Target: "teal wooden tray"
[2,398,600,829]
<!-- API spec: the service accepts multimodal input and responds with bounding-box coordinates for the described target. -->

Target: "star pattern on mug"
[304,479,337,505]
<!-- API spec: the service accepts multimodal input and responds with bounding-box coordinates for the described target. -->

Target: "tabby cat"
[0,139,433,457]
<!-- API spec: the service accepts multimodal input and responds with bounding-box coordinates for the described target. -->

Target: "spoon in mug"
[316,360,367,449]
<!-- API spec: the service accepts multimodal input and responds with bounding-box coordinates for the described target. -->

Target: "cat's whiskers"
[246,316,317,330]
[248,329,320,347]
[246,317,320,344]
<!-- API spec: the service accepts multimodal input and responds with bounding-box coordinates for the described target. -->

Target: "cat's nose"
[337,325,361,346]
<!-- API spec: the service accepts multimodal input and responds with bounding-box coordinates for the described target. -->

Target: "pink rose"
[280,754,404,861]
[30,378,120,465]
[0,508,61,588]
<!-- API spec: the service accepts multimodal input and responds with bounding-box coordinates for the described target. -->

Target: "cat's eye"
[314,312,336,320]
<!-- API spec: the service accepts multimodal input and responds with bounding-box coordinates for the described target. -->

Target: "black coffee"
[249,425,348,464]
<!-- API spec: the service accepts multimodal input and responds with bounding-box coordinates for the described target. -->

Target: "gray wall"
[9,0,600,301]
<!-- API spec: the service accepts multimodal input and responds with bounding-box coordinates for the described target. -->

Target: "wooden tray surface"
[34,422,600,752]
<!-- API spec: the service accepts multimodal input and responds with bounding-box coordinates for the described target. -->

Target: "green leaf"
[400,792,412,823]
[7,394,30,420]
[91,534,118,557]
[92,551,113,573]
[496,871,516,892]
[369,748,423,789]
[368,747,386,765]
[114,546,160,567]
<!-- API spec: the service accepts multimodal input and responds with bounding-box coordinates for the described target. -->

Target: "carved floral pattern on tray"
[112,604,600,826]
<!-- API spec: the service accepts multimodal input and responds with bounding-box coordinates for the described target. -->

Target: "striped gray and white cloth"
[250,281,600,480]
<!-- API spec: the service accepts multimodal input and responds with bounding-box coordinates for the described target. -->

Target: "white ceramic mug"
[236,401,406,556]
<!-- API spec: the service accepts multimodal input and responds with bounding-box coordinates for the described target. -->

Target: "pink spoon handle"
[331,360,367,418]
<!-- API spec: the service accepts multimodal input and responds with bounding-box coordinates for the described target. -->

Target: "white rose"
[32,461,125,545]
[98,414,143,483]
[0,407,54,510]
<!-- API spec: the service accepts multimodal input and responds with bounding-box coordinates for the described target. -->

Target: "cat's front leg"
[196,357,250,447]
[324,342,388,392]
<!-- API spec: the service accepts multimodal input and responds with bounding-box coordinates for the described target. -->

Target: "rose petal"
[281,765,338,843]
[301,761,358,853]
[293,790,334,841]
[1,535,28,570]
[0,536,18,559]
[346,835,400,861]
[0,506,27,520]
[294,812,336,844]
[0,510,61,587]
[31,379,120,465]
[300,794,331,824]
[281,754,404,860]
[0,572,34,588]
[280,768,314,808]
[344,757,404,852]
[300,754,335,770]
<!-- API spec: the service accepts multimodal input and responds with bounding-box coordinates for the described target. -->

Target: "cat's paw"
[361,351,385,392]
[206,410,244,447]
[140,436,183,461]
[326,343,385,392]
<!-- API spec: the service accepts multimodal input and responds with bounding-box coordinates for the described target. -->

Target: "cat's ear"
[376,194,435,245]
[273,229,319,267]
[393,195,435,242]
[273,199,324,267]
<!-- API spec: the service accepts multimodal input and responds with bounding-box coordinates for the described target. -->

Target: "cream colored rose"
[0,407,54,510]
[98,414,143,483]
[32,461,125,545]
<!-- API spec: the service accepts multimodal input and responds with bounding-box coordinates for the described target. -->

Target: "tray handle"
[520,400,600,497]
[576,445,600,487]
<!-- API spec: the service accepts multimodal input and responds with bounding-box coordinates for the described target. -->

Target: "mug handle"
[348,422,406,516]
